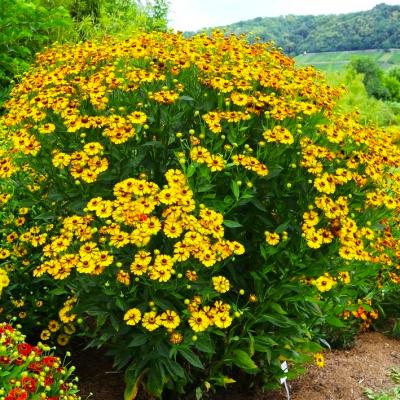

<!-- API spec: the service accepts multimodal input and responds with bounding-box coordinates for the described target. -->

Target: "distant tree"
[349,57,390,100]
[146,0,169,32]
[383,74,400,101]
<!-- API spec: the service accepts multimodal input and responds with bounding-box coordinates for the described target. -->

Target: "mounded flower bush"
[0,322,80,399]
[1,31,400,398]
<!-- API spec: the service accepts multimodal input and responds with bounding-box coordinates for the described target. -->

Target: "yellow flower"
[188,311,210,332]
[338,271,351,284]
[0,268,10,294]
[116,270,131,285]
[214,313,233,329]
[314,275,336,292]
[40,329,51,340]
[212,276,230,293]
[48,320,61,332]
[160,310,180,330]
[265,231,280,246]
[169,331,183,344]
[57,333,70,346]
[141,311,161,331]
[314,352,325,368]
[124,308,142,326]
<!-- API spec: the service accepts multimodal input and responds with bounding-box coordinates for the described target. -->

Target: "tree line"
[199,3,400,55]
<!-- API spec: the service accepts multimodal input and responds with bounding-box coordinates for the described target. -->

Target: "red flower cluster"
[0,322,80,400]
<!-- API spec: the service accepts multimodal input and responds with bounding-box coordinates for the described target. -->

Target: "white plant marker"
[280,361,291,400]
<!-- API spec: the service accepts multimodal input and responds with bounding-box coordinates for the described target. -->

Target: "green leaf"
[231,181,240,200]
[194,335,215,354]
[124,368,146,400]
[259,314,294,327]
[270,302,287,315]
[49,287,67,295]
[115,297,126,311]
[186,163,197,178]
[128,334,148,347]
[326,315,346,327]
[178,348,204,369]
[223,219,243,228]
[197,183,215,192]
[251,198,267,212]
[146,361,165,398]
[195,387,203,400]
[161,359,185,379]
[232,349,258,370]
[266,166,283,180]
[110,313,120,332]
[179,95,195,102]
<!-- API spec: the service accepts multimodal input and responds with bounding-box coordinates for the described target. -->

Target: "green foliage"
[68,0,164,40]
[207,4,400,55]
[0,0,74,86]
[350,57,390,100]
[326,69,400,126]
[0,0,170,107]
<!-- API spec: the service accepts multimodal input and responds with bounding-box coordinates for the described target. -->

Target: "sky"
[168,0,400,31]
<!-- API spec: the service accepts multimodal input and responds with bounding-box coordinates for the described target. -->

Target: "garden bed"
[76,331,400,400]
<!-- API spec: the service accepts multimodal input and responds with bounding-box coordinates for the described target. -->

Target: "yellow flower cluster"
[52,142,108,183]
[0,157,16,178]
[188,299,233,332]
[190,146,225,172]
[0,268,10,294]
[124,308,181,332]
[262,125,294,145]
[59,297,77,324]
[25,169,244,333]
[231,154,269,176]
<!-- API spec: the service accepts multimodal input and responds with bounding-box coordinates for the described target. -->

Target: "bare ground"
[75,332,400,400]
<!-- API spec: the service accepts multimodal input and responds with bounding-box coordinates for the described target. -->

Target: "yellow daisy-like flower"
[160,310,180,330]
[40,329,51,341]
[265,231,280,246]
[0,268,10,294]
[214,313,233,329]
[212,276,230,293]
[314,275,336,292]
[141,311,161,331]
[314,352,325,368]
[124,308,142,326]
[57,333,70,346]
[188,310,210,332]
[338,271,351,284]
[48,320,61,332]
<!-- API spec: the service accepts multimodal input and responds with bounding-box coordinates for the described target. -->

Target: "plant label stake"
[280,361,291,400]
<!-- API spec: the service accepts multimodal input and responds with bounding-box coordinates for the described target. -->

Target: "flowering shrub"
[1,31,400,397]
[0,322,80,399]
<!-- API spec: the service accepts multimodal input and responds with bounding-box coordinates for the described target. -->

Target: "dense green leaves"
[0,0,73,87]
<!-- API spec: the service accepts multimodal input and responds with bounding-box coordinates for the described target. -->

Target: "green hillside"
[206,3,400,55]
[295,49,400,72]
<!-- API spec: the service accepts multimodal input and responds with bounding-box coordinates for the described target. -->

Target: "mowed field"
[295,48,400,71]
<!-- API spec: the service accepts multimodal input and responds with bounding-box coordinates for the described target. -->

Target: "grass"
[295,49,400,72]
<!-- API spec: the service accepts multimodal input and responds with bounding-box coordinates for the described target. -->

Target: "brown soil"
[75,332,400,400]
